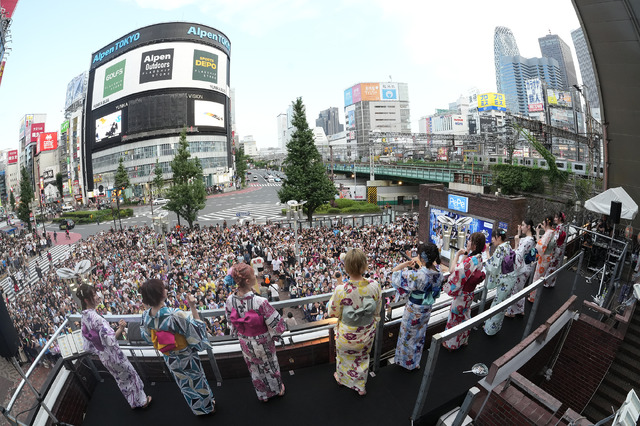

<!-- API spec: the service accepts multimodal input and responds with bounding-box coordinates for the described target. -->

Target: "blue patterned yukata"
[391,267,443,370]
[141,307,214,415]
[483,241,517,335]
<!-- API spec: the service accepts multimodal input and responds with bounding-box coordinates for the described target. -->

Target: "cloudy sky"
[0,0,581,151]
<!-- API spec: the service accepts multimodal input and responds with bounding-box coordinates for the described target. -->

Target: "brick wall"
[418,184,528,245]
[537,316,622,413]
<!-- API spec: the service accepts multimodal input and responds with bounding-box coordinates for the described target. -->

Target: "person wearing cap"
[391,242,444,370]
[483,228,517,336]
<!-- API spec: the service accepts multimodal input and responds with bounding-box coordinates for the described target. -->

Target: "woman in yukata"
[327,248,382,395]
[506,220,536,317]
[545,211,567,288]
[483,229,517,335]
[225,263,286,402]
[528,215,557,303]
[78,284,151,410]
[140,279,215,415]
[442,232,486,351]
[391,243,445,370]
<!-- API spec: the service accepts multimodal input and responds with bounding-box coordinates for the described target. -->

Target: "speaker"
[610,201,622,225]
[0,296,20,358]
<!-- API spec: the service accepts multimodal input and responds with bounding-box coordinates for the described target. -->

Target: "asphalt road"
[72,169,285,239]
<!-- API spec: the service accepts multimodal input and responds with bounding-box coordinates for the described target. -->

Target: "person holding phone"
[391,243,444,370]
[506,220,536,317]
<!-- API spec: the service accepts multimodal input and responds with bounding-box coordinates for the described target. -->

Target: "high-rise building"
[315,107,343,137]
[344,82,410,160]
[494,27,520,92]
[276,112,288,152]
[538,34,578,90]
[571,27,601,110]
[498,56,563,116]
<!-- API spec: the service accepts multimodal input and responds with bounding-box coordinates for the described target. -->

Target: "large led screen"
[194,100,225,128]
[95,111,122,143]
[91,42,229,110]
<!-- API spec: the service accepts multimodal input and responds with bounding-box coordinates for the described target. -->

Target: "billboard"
[479,117,497,134]
[7,150,18,164]
[380,82,398,100]
[91,41,230,110]
[37,132,58,153]
[525,79,544,112]
[477,93,506,112]
[361,83,380,101]
[95,111,122,143]
[344,87,353,106]
[547,89,573,108]
[0,0,19,19]
[352,84,362,104]
[193,100,225,127]
[428,206,494,259]
[30,123,45,143]
[65,72,88,110]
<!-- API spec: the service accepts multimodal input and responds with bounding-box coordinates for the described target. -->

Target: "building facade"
[315,107,343,137]
[498,56,563,116]
[83,22,233,201]
[344,82,410,161]
[276,112,288,152]
[571,27,601,111]
[494,26,520,92]
[538,34,578,90]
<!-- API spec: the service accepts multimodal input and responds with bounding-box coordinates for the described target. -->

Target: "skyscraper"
[494,26,520,92]
[276,112,288,152]
[538,34,578,90]
[315,107,344,137]
[571,27,601,110]
[498,56,563,116]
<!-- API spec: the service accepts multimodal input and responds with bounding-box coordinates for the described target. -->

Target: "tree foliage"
[55,172,64,200]
[278,97,337,222]
[235,147,248,187]
[17,166,34,230]
[114,157,131,191]
[9,191,15,212]
[165,128,207,227]
[153,159,164,197]
[491,164,545,195]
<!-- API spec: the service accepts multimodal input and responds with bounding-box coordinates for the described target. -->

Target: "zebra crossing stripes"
[248,182,282,187]
[197,203,285,222]
[1,244,74,303]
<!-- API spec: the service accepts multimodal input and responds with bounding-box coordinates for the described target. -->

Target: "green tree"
[235,146,248,187]
[9,190,16,212]
[278,97,337,222]
[165,128,207,227]
[17,166,34,231]
[114,157,131,194]
[153,159,164,198]
[55,172,64,200]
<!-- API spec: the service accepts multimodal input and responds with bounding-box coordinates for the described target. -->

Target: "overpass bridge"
[328,162,493,186]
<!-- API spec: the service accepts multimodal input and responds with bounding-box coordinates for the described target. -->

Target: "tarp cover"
[584,187,638,220]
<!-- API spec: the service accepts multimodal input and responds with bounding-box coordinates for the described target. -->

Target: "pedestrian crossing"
[1,244,74,303]
[197,203,285,222]
[248,182,282,187]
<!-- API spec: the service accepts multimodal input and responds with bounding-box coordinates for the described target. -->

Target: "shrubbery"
[53,208,134,224]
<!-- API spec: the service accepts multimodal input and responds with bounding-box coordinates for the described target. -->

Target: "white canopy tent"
[584,187,638,221]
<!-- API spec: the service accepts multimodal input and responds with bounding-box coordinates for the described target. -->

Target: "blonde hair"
[231,263,255,290]
[343,249,368,277]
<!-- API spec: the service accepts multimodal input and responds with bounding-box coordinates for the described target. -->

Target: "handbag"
[150,329,188,354]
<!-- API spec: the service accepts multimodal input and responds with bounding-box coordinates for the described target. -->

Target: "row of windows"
[101,154,229,182]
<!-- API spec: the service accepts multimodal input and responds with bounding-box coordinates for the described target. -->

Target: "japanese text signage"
[477,93,506,112]
[448,194,469,213]
[7,150,18,164]
[30,123,45,143]
[525,79,544,112]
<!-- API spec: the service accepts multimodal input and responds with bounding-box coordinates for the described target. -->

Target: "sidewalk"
[0,358,49,426]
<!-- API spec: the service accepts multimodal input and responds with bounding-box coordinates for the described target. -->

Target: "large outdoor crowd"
[2,216,419,366]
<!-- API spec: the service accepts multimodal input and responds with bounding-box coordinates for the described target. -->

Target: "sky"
[0,0,581,151]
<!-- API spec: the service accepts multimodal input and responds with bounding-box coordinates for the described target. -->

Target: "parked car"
[153,197,169,205]
[62,204,75,212]
[59,218,75,230]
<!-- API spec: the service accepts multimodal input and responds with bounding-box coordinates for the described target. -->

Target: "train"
[467,155,604,176]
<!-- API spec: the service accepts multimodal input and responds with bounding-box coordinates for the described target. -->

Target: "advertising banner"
[547,89,573,108]
[380,82,398,100]
[30,123,45,143]
[344,87,353,106]
[7,150,18,164]
[0,0,19,19]
[38,132,58,153]
[448,194,469,213]
[352,84,362,104]
[477,93,506,112]
[61,120,70,133]
[194,100,225,127]
[479,117,497,134]
[64,72,88,110]
[526,79,544,112]
[91,42,230,110]
[95,111,122,143]
[429,207,494,259]
[345,104,356,130]
[361,83,380,101]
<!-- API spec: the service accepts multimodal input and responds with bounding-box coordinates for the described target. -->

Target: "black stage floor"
[83,270,597,426]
